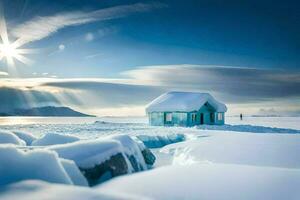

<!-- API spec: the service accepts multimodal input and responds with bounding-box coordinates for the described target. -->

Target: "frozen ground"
[0,116,300,199]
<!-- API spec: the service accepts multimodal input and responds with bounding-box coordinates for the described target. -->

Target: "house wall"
[214,112,225,125]
[172,112,188,126]
[148,108,225,126]
[148,112,188,126]
[148,112,164,126]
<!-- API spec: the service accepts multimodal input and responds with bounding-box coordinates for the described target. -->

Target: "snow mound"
[0,180,147,200]
[47,136,155,185]
[109,135,147,171]
[48,139,124,169]
[162,132,300,168]
[146,91,227,112]
[0,130,26,145]
[0,145,72,186]
[98,163,300,200]
[60,158,88,186]
[136,134,185,148]
[197,124,300,133]
[12,131,37,145]
[31,133,80,146]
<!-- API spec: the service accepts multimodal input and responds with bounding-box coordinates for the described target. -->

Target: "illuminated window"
[191,113,197,122]
[179,113,184,121]
[217,113,223,120]
[166,113,172,122]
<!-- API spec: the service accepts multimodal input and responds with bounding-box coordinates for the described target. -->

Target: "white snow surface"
[0,145,73,186]
[98,163,300,200]
[162,132,300,168]
[12,131,37,145]
[48,139,125,169]
[31,133,80,146]
[0,130,25,146]
[146,91,227,112]
[1,116,300,199]
[109,135,147,170]
[60,158,88,186]
[0,180,149,200]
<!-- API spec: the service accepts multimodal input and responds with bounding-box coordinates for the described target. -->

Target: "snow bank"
[0,180,147,200]
[197,124,300,133]
[31,133,80,146]
[136,134,185,148]
[146,91,227,112]
[48,138,130,186]
[12,131,37,145]
[0,145,72,186]
[98,163,300,200]
[60,158,88,186]
[109,135,147,171]
[0,130,25,145]
[48,139,124,169]
[47,135,155,186]
[162,132,300,168]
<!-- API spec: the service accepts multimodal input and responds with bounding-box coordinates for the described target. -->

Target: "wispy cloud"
[1,65,299,115]
[85,52,103,59]
[123,64,300,102]
[11,2,166,45]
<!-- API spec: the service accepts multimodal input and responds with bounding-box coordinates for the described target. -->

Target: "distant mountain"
[0,106,94,117]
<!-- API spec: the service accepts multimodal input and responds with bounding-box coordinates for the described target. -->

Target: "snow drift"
[0,130,25,145]
[12,131,37,145]
[0,145,73,186]
[162,132,300,168]
[31,133,80,146]
[98,163,300,200]
[47,135,155,186]
[0,180,146,200]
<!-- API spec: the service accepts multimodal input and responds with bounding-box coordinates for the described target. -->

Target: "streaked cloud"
[0,87,60,113]
[123,65,300,102]
[0,64,299,116]
[85,52,103,59]
[11,2,166,45]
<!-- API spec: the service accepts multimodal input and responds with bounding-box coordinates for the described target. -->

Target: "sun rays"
[0,13,36,67]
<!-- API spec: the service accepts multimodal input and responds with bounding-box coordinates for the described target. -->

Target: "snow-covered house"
[146,91,227,127]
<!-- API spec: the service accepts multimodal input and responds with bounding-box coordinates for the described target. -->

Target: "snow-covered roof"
[146,91,227,113]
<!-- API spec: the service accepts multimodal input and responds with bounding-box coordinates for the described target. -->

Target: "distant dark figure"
[240,113,243,120]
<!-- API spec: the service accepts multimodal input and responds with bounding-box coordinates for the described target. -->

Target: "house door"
[210,113,214,123]
[200,113,204,124]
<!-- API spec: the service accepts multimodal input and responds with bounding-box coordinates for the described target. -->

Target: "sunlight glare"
[0,12,35,66]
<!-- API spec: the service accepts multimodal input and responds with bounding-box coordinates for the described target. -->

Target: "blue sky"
[0,0,299,116]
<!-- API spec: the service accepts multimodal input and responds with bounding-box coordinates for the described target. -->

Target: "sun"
[0,42,18,58]
[0,14,35,67]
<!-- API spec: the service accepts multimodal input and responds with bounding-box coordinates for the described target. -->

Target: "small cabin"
[146,91,227,127]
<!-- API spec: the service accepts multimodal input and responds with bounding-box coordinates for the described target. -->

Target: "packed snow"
[0,116,300,199]
[60,158,88,186]
[0,130,25,145]
[48,139,127,169]
[0,145,72,186]
[146,91,227,112]
[109,135,147,171]
[32,133,80,146]
[197,124,300,133]
[0,180,147,200]
[11,131,37,145]
[161,132,300,168]
[98,163,300,200]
